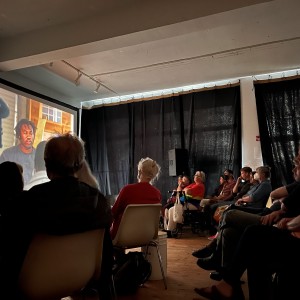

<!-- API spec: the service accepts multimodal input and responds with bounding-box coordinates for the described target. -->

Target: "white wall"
[240,78,263,170]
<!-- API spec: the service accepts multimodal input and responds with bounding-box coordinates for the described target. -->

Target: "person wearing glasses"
[166,170,206,237]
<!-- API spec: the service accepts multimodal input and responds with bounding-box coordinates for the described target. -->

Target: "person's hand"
[287,215,300,232]
[235,198,243,205]
[275,217,293,230]
[236,176,242,182]
[260,210,283,225]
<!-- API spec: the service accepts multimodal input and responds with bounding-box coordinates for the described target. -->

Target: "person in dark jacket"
[0,133,112,298]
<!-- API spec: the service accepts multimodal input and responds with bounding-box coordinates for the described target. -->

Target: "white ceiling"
[0,0,300,108]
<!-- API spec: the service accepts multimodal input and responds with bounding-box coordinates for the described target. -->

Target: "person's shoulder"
[262,180,272,186]
[0,145,19,156]
[121,182,140,190]
[27,180,52,192]
[78,180,101,194]
[228,180,236,187]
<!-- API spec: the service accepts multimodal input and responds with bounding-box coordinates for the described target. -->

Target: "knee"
[168,207,174,219]
[165,208,169,219]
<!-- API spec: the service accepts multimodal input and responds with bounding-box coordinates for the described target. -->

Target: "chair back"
[113,203,162,248]
[18,228,105,300]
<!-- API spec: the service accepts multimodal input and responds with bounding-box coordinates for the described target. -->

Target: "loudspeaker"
[168,148,189,176]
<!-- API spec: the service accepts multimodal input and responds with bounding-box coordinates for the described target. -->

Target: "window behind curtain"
[255,78,300,188]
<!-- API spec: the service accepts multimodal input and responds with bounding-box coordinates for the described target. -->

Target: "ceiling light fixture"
[74,72,82,86]
[94,83,101,93]
[62,60,118,96]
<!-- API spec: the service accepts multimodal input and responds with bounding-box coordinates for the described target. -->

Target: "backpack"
[113,251,152,295]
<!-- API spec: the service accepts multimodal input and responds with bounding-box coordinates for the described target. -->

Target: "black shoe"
[192,246,212,258]
[166,230,172,238]
[197,254,220,271]
[210,271,223,281]
[192,238,217,258]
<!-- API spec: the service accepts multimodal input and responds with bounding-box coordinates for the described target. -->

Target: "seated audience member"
[223,169,234,179]
[0,161,24,270]
[0,161,24,220]
[231,167,253,201]
[110,157,161,239]
[166,170,206,237]
[202,168,254,235]
[163,174,191,230]
[204,174,234,203]
[0,133,113,299]
[194,214,300,300]
[195,161,300,280]
[200,175,234,231]
[206,169,235,200]
[24,141,49,190]
[232,166,272,209]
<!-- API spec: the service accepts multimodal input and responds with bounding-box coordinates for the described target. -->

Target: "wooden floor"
[117,227,249,300]
[65,227,249,300]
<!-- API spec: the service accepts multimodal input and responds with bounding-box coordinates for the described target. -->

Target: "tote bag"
[173,194,184,224]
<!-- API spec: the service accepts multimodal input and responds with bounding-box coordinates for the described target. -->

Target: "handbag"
[213,205,229,223]
[173,193,184,224]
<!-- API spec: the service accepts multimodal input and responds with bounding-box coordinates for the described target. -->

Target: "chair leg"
[110,274,118,300]
[149,241,167,289]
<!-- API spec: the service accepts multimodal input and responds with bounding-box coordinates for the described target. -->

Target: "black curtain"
[255,78,300,189]
[81,86,241,204]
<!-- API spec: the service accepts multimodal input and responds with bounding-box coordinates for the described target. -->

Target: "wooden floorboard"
[117,227,249,300]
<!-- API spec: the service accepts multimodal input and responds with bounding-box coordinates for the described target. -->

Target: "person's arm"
[287,215,300,232]
[241,181,271,205]
[232,177,242,194]
[260,209,286,225]
[111,187,127,218]
[270,186,288,202]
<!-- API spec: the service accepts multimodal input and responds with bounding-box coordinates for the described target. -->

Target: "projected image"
[0,87,75,187]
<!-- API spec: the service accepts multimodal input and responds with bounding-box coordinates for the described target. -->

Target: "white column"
[240,77,263,170]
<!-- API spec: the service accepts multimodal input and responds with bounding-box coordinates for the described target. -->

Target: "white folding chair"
[112,203,167,289]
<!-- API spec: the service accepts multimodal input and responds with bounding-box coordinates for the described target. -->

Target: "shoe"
[209,271,245,284]
[166,230,178,238]
[197,254,219,271]
[208,231,219,240]
[192,238,217,258]
[194,285,245,300]
[192,246,212,258]
[210,271,223,281]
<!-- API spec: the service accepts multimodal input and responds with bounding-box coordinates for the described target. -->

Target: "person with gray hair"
[110,157,162,239]
[1,133,113,298]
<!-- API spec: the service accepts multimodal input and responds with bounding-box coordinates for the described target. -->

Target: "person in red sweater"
[166,170,206,236]
[110,157,162,239]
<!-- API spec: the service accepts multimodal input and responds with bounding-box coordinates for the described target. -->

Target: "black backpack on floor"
[113,251,152,295]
